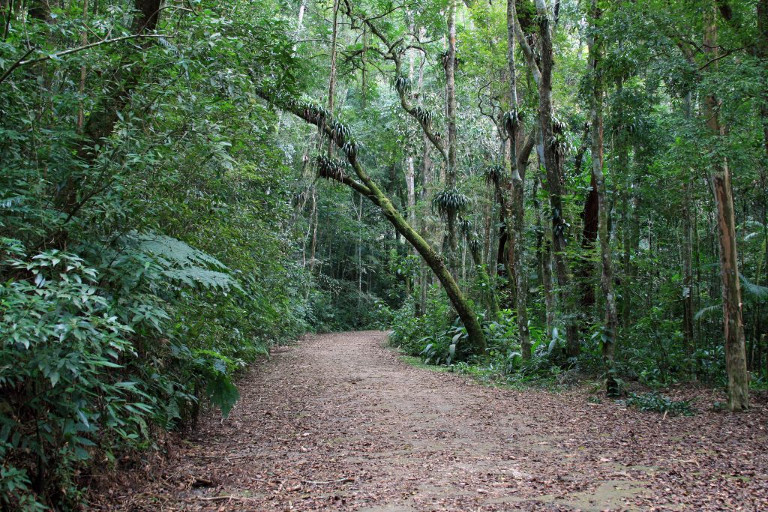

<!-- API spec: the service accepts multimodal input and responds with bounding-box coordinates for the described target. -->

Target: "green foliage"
[389,288,453,357]
[389,296,469,365]
[0,244,152,508]
[192,350,240,418]
[432,188,470,217]
[623,392,697,417]
[3,0,767,504]
[0,0,309,507]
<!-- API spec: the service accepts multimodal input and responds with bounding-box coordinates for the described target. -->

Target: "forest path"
[105,331,767,511]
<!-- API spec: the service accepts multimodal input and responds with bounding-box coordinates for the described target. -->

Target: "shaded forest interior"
[1,0,767,509]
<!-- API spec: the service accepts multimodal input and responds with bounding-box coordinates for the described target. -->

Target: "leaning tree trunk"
[268,96,487,355]
[348,155,486,355]
[703,7,749,411]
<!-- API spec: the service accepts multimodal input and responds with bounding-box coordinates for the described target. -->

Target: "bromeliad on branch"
[255,87,487,356]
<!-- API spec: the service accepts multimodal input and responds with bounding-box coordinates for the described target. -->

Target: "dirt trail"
[100,331,768,511]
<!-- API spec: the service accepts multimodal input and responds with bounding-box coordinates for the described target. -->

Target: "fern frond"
[122,232,242,292]
[130,232,228,270]
[694,304,721,321]
[740,273,768,299]
[163,268,243,292]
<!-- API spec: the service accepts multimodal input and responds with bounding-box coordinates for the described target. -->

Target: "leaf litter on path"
[92,331,768,511]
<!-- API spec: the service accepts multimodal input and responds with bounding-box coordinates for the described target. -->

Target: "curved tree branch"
[341,0,448,162]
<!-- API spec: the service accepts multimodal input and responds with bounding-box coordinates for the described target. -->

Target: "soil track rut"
[101,331,768,511]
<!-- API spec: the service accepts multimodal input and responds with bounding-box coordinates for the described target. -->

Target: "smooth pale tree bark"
[588,0,619,394]
[444,0,459,260]
[513,0,578,355]
[682,93,696,355]
[406,156,416,228]
[405,32,418,301]
[328,0,340,157]
[505,0,531,359]
[702,8,749,411]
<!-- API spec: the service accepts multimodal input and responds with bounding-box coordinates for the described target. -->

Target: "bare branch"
[512,14,541,86]
[1,34,174,82]
[0,48,35,85]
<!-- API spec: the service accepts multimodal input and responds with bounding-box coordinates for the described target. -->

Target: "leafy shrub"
[389,285,455,354]
[0,245,155,509]
[420,323,467,365]
[623,392,697,416]
[0,231,302,508]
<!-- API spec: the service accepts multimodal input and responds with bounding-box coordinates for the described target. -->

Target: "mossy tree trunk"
[268,95,487,356]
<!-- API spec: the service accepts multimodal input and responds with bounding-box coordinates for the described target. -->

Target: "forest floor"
[94,331,768,511]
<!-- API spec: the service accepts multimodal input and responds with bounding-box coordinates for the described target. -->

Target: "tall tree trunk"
[357,194,364,300]
[327,0,340,157]
[506,0,531,358]
[309,189,319,272]
[682,180,695,356]
[578,174,598,315]
[681,93,696,356]
[444,0,459,263]
[577,122,598,325]
[588,0,619,394]
[703,7,749,411]
[533,174,555,337]
[525,0,578,355]
[417,46,431,317]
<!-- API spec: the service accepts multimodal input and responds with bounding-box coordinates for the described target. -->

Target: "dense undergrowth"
[388,286,759,397]
[0,2,321,509]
